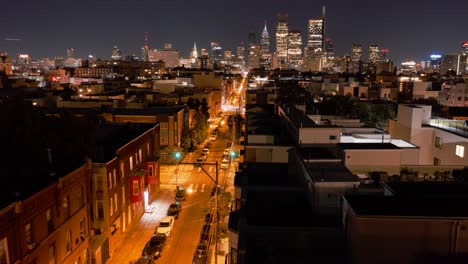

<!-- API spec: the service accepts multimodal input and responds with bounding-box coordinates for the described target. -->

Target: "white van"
[221,159,229,169]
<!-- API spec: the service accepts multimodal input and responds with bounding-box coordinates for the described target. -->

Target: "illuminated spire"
[144,32,149,48]
[261,20,270,53]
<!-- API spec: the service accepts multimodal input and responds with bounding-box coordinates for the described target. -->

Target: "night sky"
[1,0,467,64]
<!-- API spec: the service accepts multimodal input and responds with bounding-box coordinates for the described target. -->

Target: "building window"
[48,244,56,264]
[120,162,125,179]
[329,135,336,140]
[133,181,139,195]
[456,145,465,158]
[148,165,153,177]
[97,200,104,219]
[139,149,143,163]
[129,156,133,171]
[109,197,113,216]
[65,230,71,254]
[108,172,112,190]
[114,193,118,213]
[122,186,125,206]
[147,143,150,155]
[46,209,53,234]
[25,222,33,245]
[434,157,441,165]
[80,218,86,240]
[113,169,117,187]
[435,137,442,149]
[63,196,70,218]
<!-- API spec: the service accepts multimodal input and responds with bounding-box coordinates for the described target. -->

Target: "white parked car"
[155,216,175,237]
[223,149,230,156]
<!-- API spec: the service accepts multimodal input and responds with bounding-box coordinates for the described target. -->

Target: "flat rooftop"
[384,182,468,198]
[345,195,468,218]
[237,163,300,188]
[92,123,156,163]
[338,143,400,150]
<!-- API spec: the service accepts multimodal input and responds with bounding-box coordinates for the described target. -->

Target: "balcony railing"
[429,119,468,138]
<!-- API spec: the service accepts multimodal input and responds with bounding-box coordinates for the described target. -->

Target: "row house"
[89,123,160,264]
[0,162,92,264]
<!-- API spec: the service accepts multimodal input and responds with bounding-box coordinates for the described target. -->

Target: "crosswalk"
[186,184,207,193]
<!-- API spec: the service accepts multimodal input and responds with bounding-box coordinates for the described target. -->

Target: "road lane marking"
[201,184,205,192]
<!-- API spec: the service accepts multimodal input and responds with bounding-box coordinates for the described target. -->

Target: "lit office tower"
[260,21,271,69]
[111,46,122,60]
[141,32,150,61]
[275,14,289,67]
[322,38,335,71]
[287,30,302,70]
[224,50,233,65]
[440,53,467,75]
[190,42,198,64]
[379,49,390,62]
[463,41,468,55]
[307,19,323,52]
[368,45,380,64]
[350,44,362,73]
[211,42,223,70]
[248,44,261,70]
[236,44,245,69]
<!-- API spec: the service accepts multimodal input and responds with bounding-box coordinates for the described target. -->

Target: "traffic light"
[174,151,181,159]
[230,150,237,158]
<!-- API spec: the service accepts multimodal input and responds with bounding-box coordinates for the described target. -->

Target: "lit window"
[456,145,464,158]
[65,230,71,254]
[25,222,33,245]
[133,181,139,195]
[129,157,133,171]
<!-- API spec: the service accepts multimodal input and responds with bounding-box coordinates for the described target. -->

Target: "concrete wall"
[299,127,342,144]
[346,214,468,264]
[344,149,401,167]
[245,146,290,163]
[434,129,468,165]
[248,135,274,144]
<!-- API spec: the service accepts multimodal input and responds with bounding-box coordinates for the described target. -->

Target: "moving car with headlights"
[221,159,229,170]
[155,216,175,237]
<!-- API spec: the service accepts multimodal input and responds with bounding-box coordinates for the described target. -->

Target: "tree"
[193,110,208,145]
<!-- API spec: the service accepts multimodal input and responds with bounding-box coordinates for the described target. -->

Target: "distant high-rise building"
[379,48,390,62]
[275,14,289,67]
[287,30,303,70]
[141,32,150,61]
[224,50,233,66]
[66,48,74,58]
[350,44,363,73]
[307,19,323,52]
[462,41,468,56]
[368,45,380,64]
[235,44,245,69]
[190,42,198,64]
[260,21,270,54]
[248,32,256,45]
[248,44,261,70]
[322,38,335,71]
[148,44,180,68]
[440,53,467,75]
[111,46,122,60]
[260,21,271,69]
[304,6,326,72]
[211,42,223,70]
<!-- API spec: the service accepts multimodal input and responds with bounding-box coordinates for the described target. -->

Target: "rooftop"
[345,195,468,218]
[338,143,401,150]
[384,182,468,198]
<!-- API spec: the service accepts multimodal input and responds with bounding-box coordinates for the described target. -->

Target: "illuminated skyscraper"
[462,41,468,56]
[275,14,289,67]
[307,19,323,52]
[440,53,467,75]
[236,44,245,69]
[248,44,261,70]
[141,32,150,61]
[211,42,223,70]
[368,45,380,64]
[287,30,302,70]
[111,46,122,60]
[260,21,271,69]
[190,42,198,63]
[261,21,270,54]
[379,48,390,62]
[350,44,362,73]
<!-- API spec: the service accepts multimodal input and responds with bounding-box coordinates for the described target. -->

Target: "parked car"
[195,157,204,167]
[210,134,217,141]
[200,223,212,242]
[142,234,166,260]
[223,149,230,156]
[175,188,186,201]
[192,241,208,264]
[167,202,182,218]
[200,152,207,160]
[202,147,210,154]
[155,216,175,237]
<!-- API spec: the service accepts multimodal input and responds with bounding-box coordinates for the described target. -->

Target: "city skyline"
[1,0,467,63]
